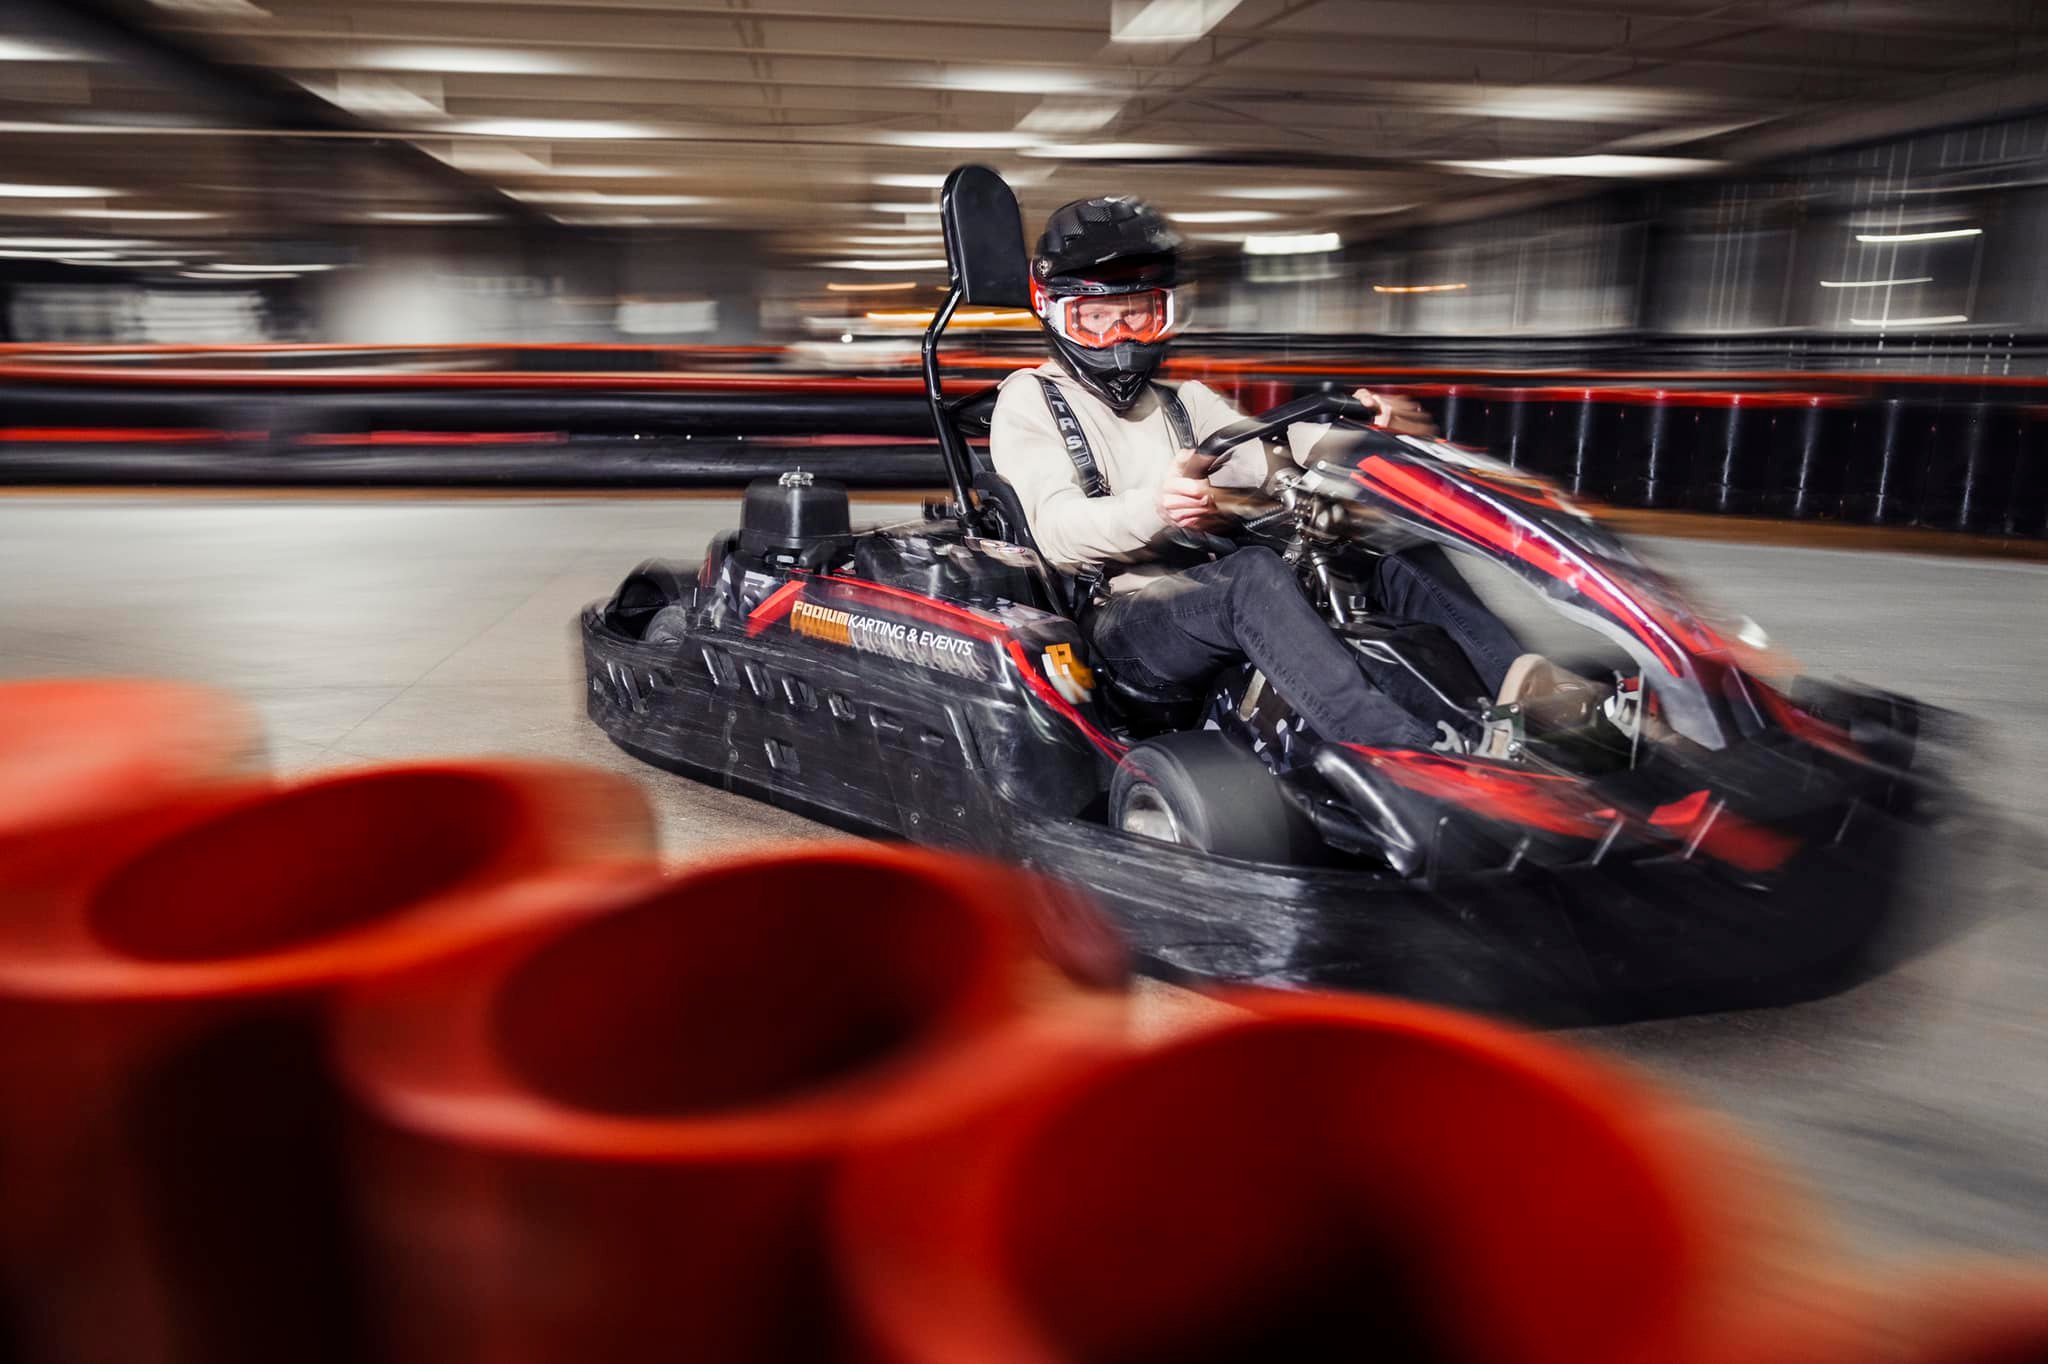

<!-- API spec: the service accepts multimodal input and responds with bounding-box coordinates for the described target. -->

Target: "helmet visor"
[1036,286,1179,348]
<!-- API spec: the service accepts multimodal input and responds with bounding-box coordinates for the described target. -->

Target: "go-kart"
[581,167,1949,1023]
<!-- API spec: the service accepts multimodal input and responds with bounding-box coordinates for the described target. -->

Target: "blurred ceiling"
[4,0,2048,266]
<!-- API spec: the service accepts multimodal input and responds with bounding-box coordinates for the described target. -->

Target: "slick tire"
[643,604,695,647]
[1109,731,1309,863]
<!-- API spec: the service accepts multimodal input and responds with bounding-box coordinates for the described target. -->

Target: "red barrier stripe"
[0,363,950,394]
[297,431,567,446]
[4,340,2047,388]
[0,427,244,444]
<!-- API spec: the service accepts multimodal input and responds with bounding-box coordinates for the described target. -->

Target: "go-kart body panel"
[582,510,1949,1023]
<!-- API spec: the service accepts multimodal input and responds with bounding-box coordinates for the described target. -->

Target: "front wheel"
[1109,732,1311,863]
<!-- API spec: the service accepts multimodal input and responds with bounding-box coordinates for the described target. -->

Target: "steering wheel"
[1169,390,1384,553]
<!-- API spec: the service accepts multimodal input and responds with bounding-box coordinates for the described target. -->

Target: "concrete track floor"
[2,493,2043,1261]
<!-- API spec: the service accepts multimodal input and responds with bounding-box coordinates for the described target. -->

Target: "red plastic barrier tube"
[331,844,1127,1364]
[838,988,1819,1364]
[0,761,657,1364]
[0,679,261,894]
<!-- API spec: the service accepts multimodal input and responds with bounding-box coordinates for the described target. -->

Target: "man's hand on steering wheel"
[1353,387,1440,437]
[1157,448,1229,532]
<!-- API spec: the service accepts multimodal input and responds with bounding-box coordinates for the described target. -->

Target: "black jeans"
[1087,543,1525,747]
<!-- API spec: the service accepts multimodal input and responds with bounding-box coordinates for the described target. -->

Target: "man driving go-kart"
[990,194,1591,752]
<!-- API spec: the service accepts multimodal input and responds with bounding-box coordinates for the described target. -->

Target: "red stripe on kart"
[811,574,1124,756]
[1648,789,1711,828]
[1753,682,1863,761]
[1353,748,1798,871]
[817,574,1011,641]
[1648,788,1796,872]
[745,580,806,637]
[1692,811,1797,873]
[1004,639,1127,758]
[1343,746,1621,839]
[1354,457,1688,675]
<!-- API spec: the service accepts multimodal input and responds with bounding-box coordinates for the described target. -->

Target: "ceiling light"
[366,211,498,223]
[816,243,949,257]
[441,118,669,140]
[199,262,343,273]
[867,201,940,215]
[862,308,1025,323]
[149,0,270,15]
[54,208,219,220]
[1848,314,1968,326]
[819,258,949,271]
[1373,282,1468,294]
[343,46,592,76]
[1170,209,1279,224]
[439,147,673,178]
[1211,186,1355,201]
[1110,0,1244,44]
[871,174,949,190]
[512,191,711,206]
[851,217,941,231]
[532,165,674,179]
[936,68,1107,95]
[826,280,920,293]
[1442,155,1724,178]
[1441,86,1689,123]
[1818,276,1932,288]
[0,38,90,61]
[872,130,1041,149]
[1243,231,1340,256]
[1016,99,1124,135]
[1855,227,1980,243]
[550,214,718,226]
[1021,141,1203,160]
[0,184,119,198]
[0,248,120,261]
[177,270,290,281]
[839,235,946,247]
[0,236,148,250]
[302,72,447,119]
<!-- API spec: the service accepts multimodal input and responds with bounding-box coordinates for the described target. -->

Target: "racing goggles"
[1032,282,1180,348]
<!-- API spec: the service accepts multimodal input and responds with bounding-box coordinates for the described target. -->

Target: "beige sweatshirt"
[988,361,1323,591]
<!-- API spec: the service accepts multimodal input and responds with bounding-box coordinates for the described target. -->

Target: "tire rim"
[1119,784,1185,845]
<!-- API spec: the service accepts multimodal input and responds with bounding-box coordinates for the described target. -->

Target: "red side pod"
[837,989,1825,1364]
[0,761,656,1364]
[1342,745,1624,840]
[332,846,1128,1364]
[1353,455,1694,676]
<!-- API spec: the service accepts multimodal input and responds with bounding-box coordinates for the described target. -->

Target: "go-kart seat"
[971,467,1202,731]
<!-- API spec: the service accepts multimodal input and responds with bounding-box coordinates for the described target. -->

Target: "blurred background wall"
[3,0,2047,361]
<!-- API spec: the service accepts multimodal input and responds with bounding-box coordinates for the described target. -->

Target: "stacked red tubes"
[0,677,2038,1364]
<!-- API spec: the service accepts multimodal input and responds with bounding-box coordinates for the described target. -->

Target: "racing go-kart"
[582,167,1948,1023]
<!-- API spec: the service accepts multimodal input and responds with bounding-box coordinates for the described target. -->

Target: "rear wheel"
[1109,732,1309,863]
[643,604,695,646]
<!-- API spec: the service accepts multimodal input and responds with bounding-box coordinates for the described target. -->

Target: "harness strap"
[1034,374,1110,497]
[1034,376,1197,499]
[1154,381,1196,453]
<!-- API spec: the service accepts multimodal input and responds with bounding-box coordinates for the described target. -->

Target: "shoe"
[1495,654,1610,733]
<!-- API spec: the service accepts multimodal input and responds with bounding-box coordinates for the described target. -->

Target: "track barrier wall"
[0,346,2045,538]
[0,676,2041,1362]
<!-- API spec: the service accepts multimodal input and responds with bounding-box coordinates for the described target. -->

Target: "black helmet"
[1030,196,1184,412]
